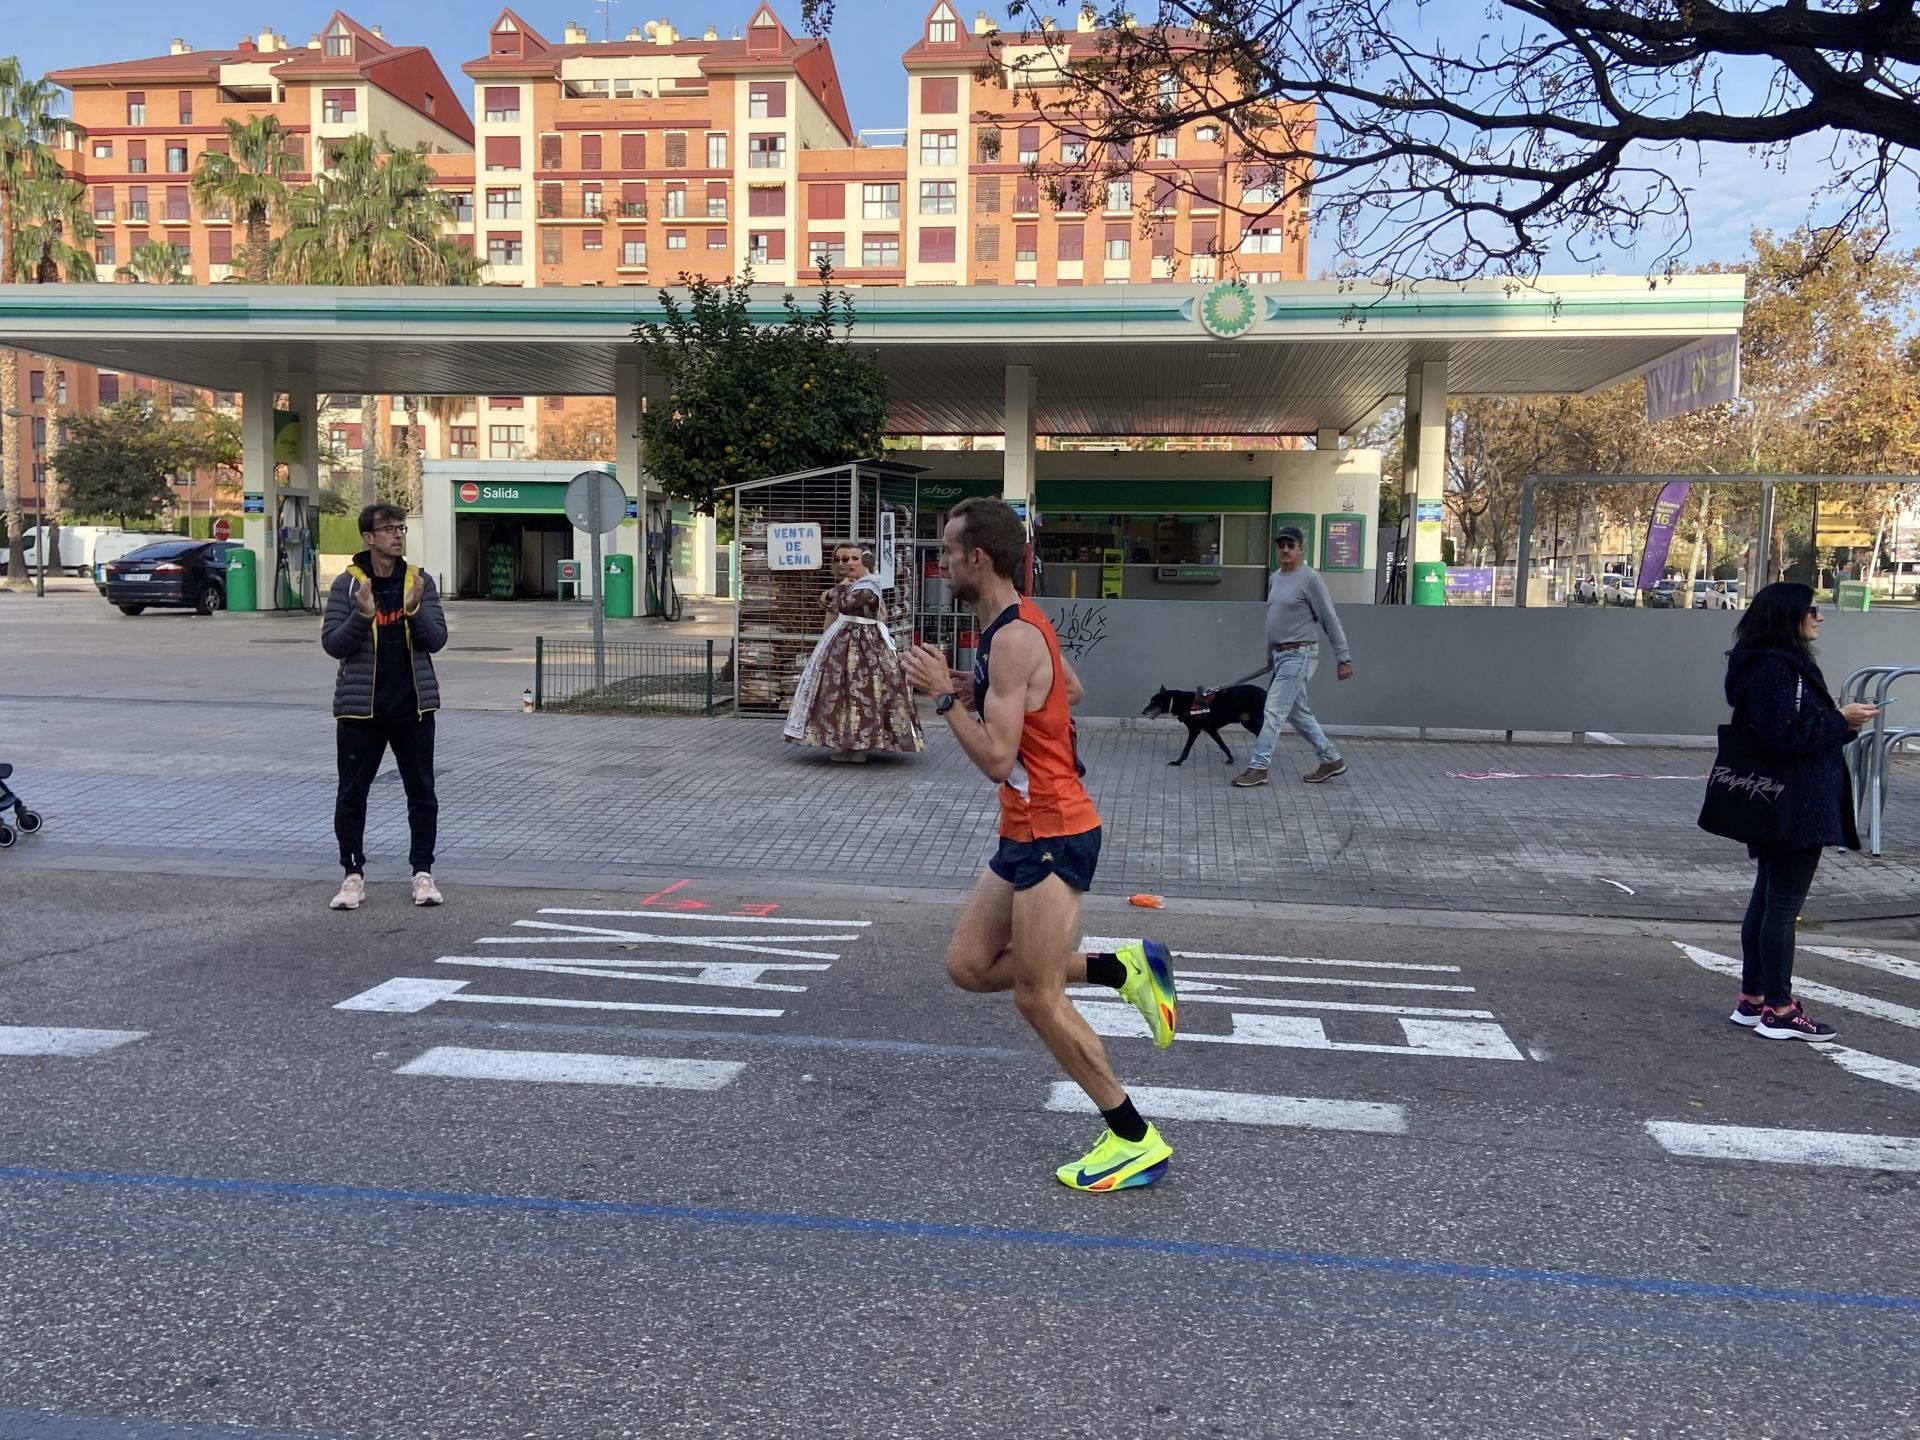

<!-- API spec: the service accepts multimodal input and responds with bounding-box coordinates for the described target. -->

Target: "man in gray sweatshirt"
[1232,525,1354,787]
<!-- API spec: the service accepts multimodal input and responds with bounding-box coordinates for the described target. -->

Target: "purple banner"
[1646,336,1740,422]
[1635,481,1692,588]
[1444,567,1494,595]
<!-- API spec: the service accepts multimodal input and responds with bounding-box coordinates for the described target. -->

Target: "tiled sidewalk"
[4,694,1918,922]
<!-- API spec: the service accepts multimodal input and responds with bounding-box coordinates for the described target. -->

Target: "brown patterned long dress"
[783,576,924,755]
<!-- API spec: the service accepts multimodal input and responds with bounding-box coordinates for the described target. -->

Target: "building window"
[919,130,957,166]
[1106,179,1134,213]
[748,81,786,119]
[1242,226,1287,253]
[484,87,520,122]
[621,133,646,169]
[540,135,562,171]
[209,229,232,265]
[862,183,900,220]
[928,11,957,43]
[1196,124,1222,144]
[322,89,357,125]
[127,92,146,125]
[178,90,194,125]
[583,229,603,251]
[664,186,687,218]
[1153,176,1177,212]
[667,230,687,250]
[975,176,1000,214]
[707,183,729,217]
[28,371,44,404]
[541,229,563,264]
[486,188,522,219]
[1194,173,1221,209]
[707,133,728,168]
[1014,177,1037,213]
[92,141,113,160]
[450,192,474,222]
[488,425,525,460]
[1061,134,1087,165]
[487,233,523,266]
[1014,224,1037,262]
[919,180,956,215]
[861,233,900,268]
[1058,225,1084,261]
[748,134,786,169]
[974,224,999,262]
[918,226,956,264]
[748,186,786,217]
[447,425,477,458]
[1017,126,1040,164]
[809,235,845,268]
[1158,72,1179,105]
[808,184,844,220]
[1155,134,1178,160]
[582,185,603,218]
[665,132,687,168]
[1106,226,1131,261]
[976,128,999,163]
[708,229,728,250]
[99,373,121,405]
[92,187,114,222]
[95,238,116,268]
[128,141,148,175]
[425,93,436,116]
[166,185,189,221]
[324,22,353,57]
[128,186,150,221]
[920,76,958,114]
[485,136,522,172]
[581,134,602,171]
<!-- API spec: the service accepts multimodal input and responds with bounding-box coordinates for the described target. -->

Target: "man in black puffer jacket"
[320,503,449,912]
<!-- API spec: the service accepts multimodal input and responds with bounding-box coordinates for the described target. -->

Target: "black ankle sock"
[1101,1096,1149,1144]
[1085,952,1126,989]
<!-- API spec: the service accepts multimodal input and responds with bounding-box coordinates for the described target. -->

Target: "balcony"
[162,204,193,225]
[122,203,150,222]
[536,195,644,222]
[202,207,233,224]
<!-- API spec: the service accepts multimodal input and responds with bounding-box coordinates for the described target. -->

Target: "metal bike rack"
[1840,665,1920,858]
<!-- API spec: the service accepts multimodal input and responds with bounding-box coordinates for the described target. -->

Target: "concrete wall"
[1033,597,1920,732]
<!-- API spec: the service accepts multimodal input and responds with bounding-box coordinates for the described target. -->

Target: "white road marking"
[0,1026,148,1058]
[1175,969,1477,994]
[486,921,840,960]
[1080,938,1459,973]
[396,1046,744,1090]
[434,955,822,992]
[1045,1081,1408,1134]
[1818,1044,1920,1094]
[1646,1120,1920,1172]
[1074,1002,1526,1060]
[540,908,870,928]
[1069,987,1494,1020]
[1675,943,1920,1032]
[1802,945,1920,985]
[335,977,783,1019]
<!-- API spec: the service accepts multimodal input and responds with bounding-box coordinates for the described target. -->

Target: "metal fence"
[534,637,728,715]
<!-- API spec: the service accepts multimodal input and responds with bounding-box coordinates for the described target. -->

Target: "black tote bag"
[1698,679,1801,848]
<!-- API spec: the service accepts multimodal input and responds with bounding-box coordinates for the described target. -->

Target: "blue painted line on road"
[0,1405,366,1440]
[4,1162,1918,1316]
[403,1015,1036,1062]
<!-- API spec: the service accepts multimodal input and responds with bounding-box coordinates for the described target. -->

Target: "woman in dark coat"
[1721,582,1877,1041]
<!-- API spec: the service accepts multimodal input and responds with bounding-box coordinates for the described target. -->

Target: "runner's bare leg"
[1009,874,1125,1110]
[948,870,1095,993]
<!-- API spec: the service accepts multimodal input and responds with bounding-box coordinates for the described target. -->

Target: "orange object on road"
[1128,893,1165,909]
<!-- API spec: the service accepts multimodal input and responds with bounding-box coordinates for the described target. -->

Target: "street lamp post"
[1,407,41,597]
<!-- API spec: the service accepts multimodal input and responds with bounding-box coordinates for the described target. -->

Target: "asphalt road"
[4,869,1918,1439]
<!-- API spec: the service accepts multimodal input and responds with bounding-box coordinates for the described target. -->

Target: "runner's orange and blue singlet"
[973,597,1102,842]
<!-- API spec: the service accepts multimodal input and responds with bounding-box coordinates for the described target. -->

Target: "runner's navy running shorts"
[988,826,1102,893]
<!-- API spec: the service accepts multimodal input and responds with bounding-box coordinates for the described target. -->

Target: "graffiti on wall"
[1053,603,1110,661]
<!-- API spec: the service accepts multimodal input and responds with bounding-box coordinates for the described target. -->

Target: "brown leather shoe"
[1304,760,1348,784]
[1230,767,1269,788]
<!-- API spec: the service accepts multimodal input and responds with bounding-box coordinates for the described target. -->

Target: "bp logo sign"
[1199,281,1256,338]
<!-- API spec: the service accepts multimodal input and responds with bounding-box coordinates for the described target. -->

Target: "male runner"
[903,498,1179,1191]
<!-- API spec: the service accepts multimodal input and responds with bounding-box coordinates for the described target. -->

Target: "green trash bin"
[1837,580,1872,612]
[603,553,635,619]
[225,547,258,613]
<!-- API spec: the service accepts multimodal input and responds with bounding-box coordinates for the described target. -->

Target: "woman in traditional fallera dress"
[783,543,924,762]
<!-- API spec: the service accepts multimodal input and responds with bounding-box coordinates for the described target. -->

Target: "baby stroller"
[0,764,44,848]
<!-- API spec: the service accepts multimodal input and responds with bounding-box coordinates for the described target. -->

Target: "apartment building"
[13,12,472,516]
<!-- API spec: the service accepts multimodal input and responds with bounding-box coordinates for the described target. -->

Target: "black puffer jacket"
[321,552,448,719]
[1724,643,1860,852]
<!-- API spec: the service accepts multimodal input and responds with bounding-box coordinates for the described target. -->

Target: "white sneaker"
[411,872,444,907]
[329,874,366,911]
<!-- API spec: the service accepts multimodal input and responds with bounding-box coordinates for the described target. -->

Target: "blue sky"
[7,0,1906,274]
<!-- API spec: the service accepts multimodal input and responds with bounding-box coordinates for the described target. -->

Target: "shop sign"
[453,480,571,513]
[769,522,822,569]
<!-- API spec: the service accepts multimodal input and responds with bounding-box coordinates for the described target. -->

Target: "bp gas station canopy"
[0,274,1744,438]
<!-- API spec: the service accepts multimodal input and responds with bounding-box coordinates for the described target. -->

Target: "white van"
[4,525,108,576]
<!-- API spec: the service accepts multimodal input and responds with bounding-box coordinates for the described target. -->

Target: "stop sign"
[212,517,231,541]
[459,482,481,504]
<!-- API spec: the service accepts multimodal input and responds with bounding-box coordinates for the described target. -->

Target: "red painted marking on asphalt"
[1448,771,1707,781]
[732,902,782,917]
[637,879,708,910]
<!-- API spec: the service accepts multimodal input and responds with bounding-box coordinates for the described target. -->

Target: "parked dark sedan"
[102,540,240,616]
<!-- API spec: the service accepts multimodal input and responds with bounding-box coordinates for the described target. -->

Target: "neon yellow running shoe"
[1116,939,1177,1049]
[1056,1123,1172,1192]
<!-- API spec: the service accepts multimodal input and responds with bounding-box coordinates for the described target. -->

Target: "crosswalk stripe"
[1819,1045,1920,1094]
[396,1046,744,1090]
[1646,1120,1920,1172]
[539,908,870,928]
[0,1026,147,1058]
[335,977,785,1019]
[1176,969,1477,994]
[1802,945,1920,985]
[1045,1081,1407,1133]
[1675,944,1920,1032]
[1080,938,1460,973]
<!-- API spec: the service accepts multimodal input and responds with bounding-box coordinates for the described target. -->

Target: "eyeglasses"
[371,525,408,536]
[1808,605,1822,618]
[1275,539,1300,549]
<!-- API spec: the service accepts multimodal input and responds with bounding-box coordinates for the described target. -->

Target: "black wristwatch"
[936,692,958,716]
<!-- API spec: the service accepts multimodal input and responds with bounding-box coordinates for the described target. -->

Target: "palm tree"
[116,239,193,285]
[190,114,296,283]
[12,169,95,571]
[1,56,80,588]
[274,134,478,504]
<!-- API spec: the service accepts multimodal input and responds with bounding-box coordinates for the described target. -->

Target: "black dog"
[1142,685,1267,766]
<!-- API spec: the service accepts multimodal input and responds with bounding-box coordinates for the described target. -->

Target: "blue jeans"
[1740,846,1821,1008]
[1248,644,1340,771]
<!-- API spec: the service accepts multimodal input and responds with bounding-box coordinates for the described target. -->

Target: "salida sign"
[453,480,569,513]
